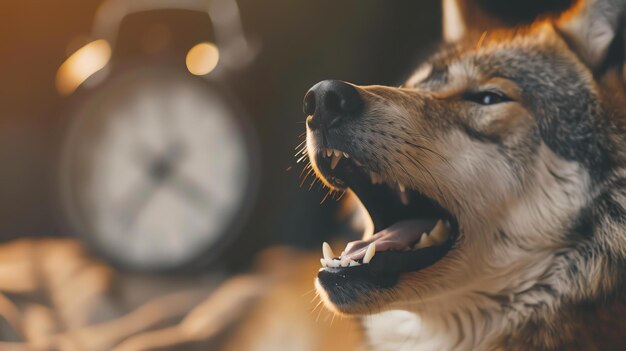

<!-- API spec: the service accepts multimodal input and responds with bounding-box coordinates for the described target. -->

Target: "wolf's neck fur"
[364,290,626,351]
[363,147,626,351]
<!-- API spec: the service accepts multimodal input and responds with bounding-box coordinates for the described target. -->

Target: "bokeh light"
[55,39,111,95]
[186,42,220,76]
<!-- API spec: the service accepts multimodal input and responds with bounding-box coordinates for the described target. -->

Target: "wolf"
[302,0,626,350]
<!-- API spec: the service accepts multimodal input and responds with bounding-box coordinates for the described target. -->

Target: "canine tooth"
[326,149,332,157]
[422,233,435,246]
[370,172,382,184]
[343,152,350,158]
[330,154,341,169]
[322,242,336,260]
[333,149,342,157]
[399,191,410,205]
[363,242,376,264]
[349,260,360,267]
[413,234,425,249]
[340,257,350,267]
[414,233,435,249]
[429,220,448,244]
[398,183,406,192]
[320,258,327,267]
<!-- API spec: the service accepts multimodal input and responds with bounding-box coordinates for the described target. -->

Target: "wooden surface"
[0,239,363,351]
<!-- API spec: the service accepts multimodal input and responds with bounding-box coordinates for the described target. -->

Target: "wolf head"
[304,0,626,349]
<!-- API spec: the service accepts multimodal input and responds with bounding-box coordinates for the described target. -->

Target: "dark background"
[0,0,573,269]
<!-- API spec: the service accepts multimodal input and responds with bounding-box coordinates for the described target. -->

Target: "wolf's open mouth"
[315,148,459,288]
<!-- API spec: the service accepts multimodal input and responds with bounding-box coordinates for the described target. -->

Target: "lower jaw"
[315,277,382,315]
[316,243,454,312]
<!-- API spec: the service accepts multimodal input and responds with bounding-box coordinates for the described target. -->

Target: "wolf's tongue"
[342,219,437,260]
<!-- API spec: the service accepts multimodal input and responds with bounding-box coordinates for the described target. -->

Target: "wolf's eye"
[465,91,510,105]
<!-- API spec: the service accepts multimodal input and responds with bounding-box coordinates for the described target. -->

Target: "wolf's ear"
[442,0,504,42]
[557,0,625,70]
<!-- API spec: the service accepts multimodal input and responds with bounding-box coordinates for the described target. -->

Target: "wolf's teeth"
[322,242,335,260]
[353,159,362,166]
[333,149,342,157]
[340,257,350,267]
[370,172,382,184]
[398,183,406,192]
[363,242,376,264]
[349,260,360,267]
[322,242,336,260]
[343,152,350,158]
[320,258,327,267]
[399,191,410,205]
[429,220,449,244]
[330,153,341,169]
[422,233,435,246]
[414,232,435,249]
[326,149,332,157]
[413,233,427,249]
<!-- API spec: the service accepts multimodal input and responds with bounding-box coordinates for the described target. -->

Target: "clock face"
[61,68,257,270]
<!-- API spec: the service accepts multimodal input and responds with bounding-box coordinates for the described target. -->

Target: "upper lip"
[312,143,454,230]
[315,147,409,198]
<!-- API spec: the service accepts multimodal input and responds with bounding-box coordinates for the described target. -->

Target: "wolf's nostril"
[304,80,364,131]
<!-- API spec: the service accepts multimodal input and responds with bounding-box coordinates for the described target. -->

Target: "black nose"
[303,80,363,130]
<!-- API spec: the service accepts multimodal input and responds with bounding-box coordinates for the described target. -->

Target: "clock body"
[59,66,258,271]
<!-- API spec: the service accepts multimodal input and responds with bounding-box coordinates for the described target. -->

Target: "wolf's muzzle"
[304,80,363,131]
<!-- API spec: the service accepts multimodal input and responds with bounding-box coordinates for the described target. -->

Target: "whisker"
[311,297,325,315]
[300,168,315,187]
[405,140,450,165]
[303,287,318,297]
[321,189,335,204]
[315,300,325,322]
[294,140,306,150]
[399,149,446,200]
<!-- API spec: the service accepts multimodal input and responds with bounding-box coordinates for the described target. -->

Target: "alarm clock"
[56,0,260,271]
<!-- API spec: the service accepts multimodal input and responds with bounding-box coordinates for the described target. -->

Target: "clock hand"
[132,141,185,168]
[118,149,185,232]
[167,173,214,210]
[118,179,159,231]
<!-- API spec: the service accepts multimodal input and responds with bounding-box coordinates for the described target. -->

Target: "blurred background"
[0,0,573,350]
